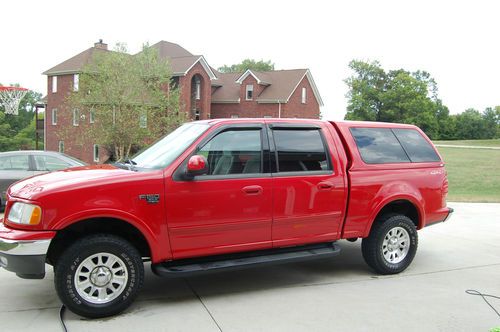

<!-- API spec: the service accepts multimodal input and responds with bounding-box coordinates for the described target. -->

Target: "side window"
[0,156,10,170]
[0,155,30,170]
[392,129,441,162]
[198,129,262,175]
[350,128,410,164]
[272,129,331,172]
[34,155,71,171]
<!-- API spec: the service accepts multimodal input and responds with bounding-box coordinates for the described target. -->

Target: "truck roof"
[196,118,418,130]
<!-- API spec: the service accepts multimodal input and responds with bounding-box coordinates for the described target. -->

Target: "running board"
[152,242,341,277]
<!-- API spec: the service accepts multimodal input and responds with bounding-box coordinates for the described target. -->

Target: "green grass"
[438,146,500,202]
[433,139,500,147]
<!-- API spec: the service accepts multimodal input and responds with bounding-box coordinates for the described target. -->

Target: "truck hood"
[8,164,136,201]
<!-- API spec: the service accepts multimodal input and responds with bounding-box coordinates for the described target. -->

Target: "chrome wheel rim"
[74,253,128,304]
[382,227,410,264]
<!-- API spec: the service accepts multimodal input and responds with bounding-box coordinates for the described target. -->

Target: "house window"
[89,109,95,123]
[264,115,272,118]
[73,74,79,91]
[301,87,307,104]
[139,111,147,128]
[246,85,253,100]
[58,141,64,153]
[52,109,58,125]
[93,144,99,162]
[52,76,57,93]
[73,109,79,126]
[231,114,239,118]
[195,77,201,100]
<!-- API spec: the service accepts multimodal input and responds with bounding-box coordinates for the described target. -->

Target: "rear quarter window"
[392,129,441,162]
[350,127,441,164]
[350,128,410,164]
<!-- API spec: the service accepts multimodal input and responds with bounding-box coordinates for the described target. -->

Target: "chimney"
[94,39,108,50]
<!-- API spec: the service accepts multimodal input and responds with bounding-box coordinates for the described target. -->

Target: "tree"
[66,43,185,161]
[218,59,275,73]
[344,60,447,139]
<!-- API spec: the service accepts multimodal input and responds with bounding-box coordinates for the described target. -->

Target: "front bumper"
[0,222,54,279]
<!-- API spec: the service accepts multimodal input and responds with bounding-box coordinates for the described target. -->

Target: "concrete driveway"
[1,202,499,332]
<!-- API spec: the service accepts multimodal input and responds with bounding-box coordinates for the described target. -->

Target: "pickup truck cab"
[0,118,453,318]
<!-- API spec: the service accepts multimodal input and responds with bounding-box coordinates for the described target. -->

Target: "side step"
[152,242,341,277]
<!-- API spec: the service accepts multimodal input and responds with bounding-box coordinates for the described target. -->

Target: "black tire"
[362,214,418,275]
[54,234,144,318]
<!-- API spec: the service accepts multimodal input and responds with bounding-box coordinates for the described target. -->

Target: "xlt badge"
[139,194,160,204]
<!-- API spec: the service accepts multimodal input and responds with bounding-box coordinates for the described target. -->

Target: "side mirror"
[186,155,208,178]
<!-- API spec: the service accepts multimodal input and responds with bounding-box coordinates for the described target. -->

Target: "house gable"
[286,70,323,106]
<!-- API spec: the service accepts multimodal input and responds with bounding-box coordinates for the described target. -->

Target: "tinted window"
[0,155,30,170]
[34,155,72,171]
[199,129,262,175]
[350,128,410,164]
[393,129,441,162]
[273,129,330,172]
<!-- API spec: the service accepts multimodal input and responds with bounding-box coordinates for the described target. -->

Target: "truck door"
[268,123,346,247]
[165,123,273,259]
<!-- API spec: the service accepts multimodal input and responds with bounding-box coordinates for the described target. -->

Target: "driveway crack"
[185,279,223,332]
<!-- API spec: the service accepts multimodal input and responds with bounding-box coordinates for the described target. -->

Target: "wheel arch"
[363,197,424,237]
[47,217,152,266]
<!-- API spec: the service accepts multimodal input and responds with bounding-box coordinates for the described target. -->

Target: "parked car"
[0,119,453,318]
[0,150,86,207]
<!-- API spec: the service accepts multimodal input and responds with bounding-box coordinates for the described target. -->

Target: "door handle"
[242,185,263,195]
[317,182,335,190]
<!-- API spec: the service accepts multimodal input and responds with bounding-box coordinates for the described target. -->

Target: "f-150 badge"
[139,194,160,204]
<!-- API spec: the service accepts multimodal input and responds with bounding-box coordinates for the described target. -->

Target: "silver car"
[0,150,86,207]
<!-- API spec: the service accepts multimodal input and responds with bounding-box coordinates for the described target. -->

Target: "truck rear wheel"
[361,215,418,274]
[54,234,144,318]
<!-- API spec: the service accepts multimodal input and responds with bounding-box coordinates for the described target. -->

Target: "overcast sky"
[1,0,498,120]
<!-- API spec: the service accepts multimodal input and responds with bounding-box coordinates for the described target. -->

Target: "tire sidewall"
[55,236,143,318]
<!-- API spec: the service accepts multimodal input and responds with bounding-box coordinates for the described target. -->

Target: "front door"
[268,123,346,247]
[165,124,273,259]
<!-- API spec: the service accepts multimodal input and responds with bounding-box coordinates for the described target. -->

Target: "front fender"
[51,208,169,262]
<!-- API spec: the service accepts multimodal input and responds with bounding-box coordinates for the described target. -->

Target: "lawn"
[438,146,500,202]
[434,139,500,147]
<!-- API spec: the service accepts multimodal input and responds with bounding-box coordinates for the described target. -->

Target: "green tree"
[482,107,500,138]
[218,59,275,73]
[66,43,185,161]
[454,109,486,139]
[344,60,447,139]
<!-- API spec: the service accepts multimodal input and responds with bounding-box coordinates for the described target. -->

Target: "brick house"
[42,40,323,163]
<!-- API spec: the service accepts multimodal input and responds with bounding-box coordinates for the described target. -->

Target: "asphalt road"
[1,202,499,332]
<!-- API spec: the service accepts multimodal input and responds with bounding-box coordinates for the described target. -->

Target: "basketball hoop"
[0,86,29,115]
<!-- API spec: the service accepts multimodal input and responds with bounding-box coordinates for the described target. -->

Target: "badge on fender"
[139,194,160,204]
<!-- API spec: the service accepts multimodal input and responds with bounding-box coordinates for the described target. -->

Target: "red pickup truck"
[0,118,452,318]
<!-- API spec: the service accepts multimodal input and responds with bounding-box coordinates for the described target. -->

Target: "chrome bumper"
[0,237,52,279]
[0,238,51,256]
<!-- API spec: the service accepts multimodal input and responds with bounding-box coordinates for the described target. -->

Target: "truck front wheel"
[361,215,418,274]
[54,234,144,318]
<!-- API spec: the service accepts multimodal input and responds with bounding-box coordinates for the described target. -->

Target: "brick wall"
[211,75,320,119]
[46,74,111,164]
[281,76,320,119]
[178,62,211,119]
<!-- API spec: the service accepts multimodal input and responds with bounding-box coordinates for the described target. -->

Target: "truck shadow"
[137,241,372,304]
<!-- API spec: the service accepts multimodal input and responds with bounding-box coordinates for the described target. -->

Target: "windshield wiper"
[115,159,137,171]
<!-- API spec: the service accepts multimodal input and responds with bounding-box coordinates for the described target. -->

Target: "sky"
[1,0,499,120]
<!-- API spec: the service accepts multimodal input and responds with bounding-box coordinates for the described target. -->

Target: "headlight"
[8,202,42,225]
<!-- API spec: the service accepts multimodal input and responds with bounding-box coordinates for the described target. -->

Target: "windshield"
[132,122,210,169]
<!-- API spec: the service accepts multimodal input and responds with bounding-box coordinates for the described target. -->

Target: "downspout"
[278,101,281,118]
